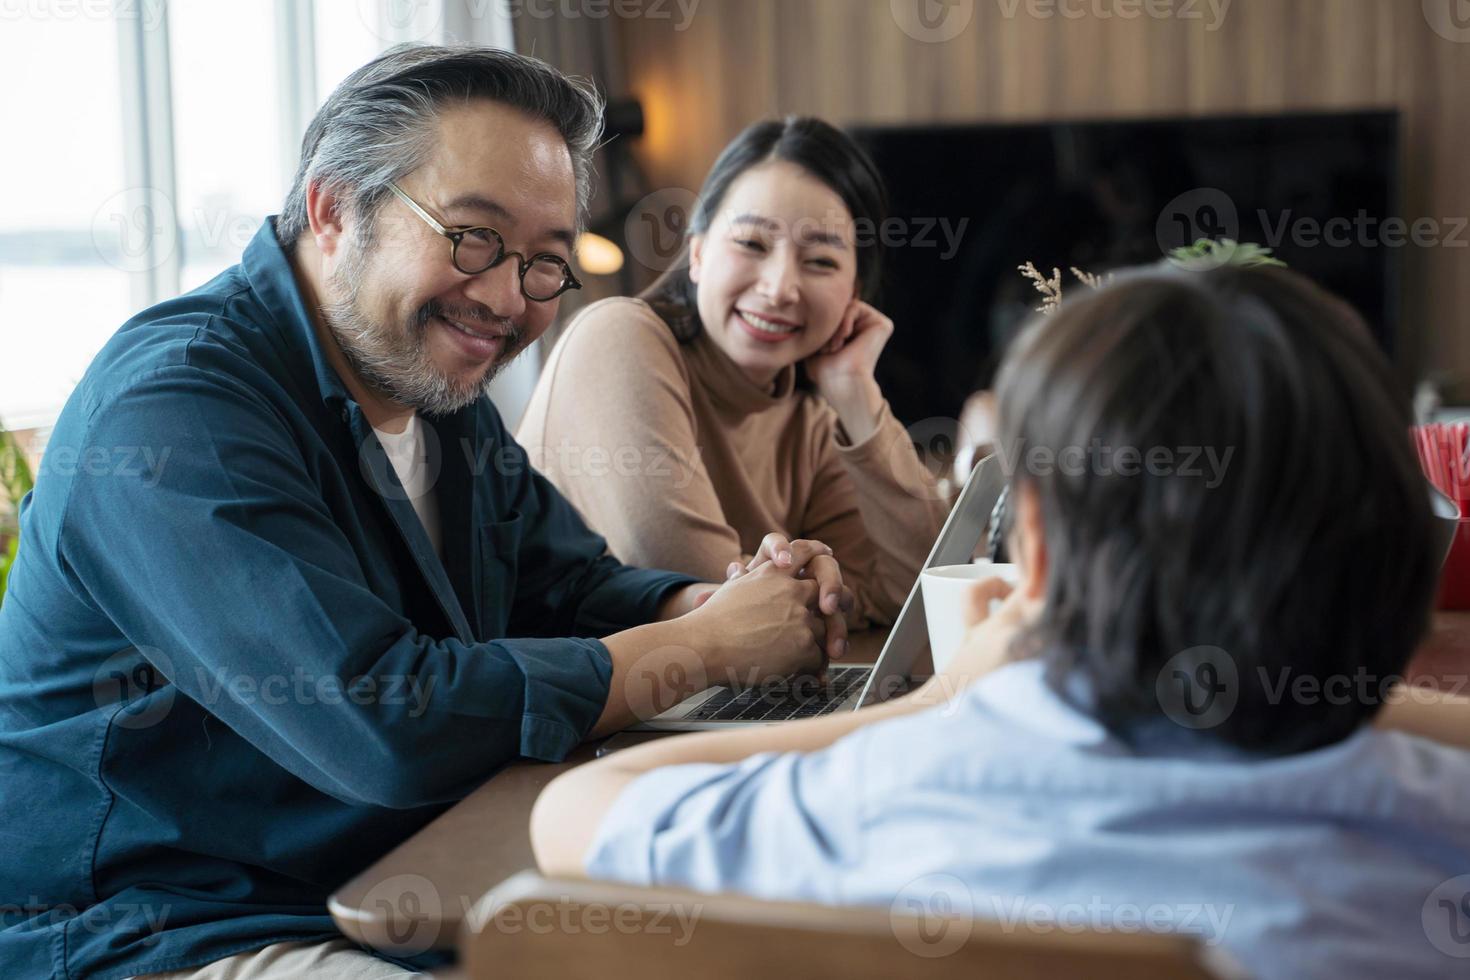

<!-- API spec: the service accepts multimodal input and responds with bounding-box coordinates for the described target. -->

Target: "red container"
[1438,519,1470,610]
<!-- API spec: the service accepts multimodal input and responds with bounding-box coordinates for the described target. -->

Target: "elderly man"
[0,46,849,979]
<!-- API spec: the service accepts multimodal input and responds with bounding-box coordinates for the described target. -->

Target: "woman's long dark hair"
[640,116,889,342]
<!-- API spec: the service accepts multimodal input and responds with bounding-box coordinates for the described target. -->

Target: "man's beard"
[321,232,525,417]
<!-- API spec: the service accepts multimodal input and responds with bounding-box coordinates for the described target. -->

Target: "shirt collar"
[966,659,1114,746]
[969,658,1297,763]
[241,217,353,413]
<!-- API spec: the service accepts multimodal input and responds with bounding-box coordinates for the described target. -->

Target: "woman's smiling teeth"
[736,310,802,337]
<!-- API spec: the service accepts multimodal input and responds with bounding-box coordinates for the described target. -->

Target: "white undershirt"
[373,414,442,559]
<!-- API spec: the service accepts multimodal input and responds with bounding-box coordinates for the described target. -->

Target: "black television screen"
[852,110,1400,431]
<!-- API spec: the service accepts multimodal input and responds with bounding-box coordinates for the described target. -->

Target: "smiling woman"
[517,117,953,628]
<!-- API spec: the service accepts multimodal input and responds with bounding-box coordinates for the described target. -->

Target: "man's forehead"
[424,102,578,232]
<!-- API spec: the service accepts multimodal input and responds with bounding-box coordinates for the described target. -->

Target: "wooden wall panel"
[611,0,1470,383]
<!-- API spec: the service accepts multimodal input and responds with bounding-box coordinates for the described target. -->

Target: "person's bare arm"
[1375,688,1470,749]
[536,578,1032,876]
[798,403,950,628]
[536,682,938,877]
[653,583,718,621]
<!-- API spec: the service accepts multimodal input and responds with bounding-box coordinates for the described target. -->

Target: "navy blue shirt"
[0,220,695,978]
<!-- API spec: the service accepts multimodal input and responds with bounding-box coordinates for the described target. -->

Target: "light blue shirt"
[587,660,1470,979]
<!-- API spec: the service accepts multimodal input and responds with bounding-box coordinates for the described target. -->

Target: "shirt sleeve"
[56,366,640,809]
[517,300,747,584]
[584,729,874,903]
[800,401,952,627]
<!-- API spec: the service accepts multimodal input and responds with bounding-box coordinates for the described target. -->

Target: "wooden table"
[328,630,896,953]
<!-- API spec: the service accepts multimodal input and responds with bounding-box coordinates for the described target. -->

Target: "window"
[168,3,286,291]
[0,12,132,432]
[0,0,498,436]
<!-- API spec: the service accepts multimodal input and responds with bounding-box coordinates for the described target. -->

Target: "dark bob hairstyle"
[995,264,1439,755]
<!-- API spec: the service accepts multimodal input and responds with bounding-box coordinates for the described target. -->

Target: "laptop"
[632,453,1008,731]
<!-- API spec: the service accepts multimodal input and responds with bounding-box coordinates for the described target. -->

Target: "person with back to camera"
[533,262,1470,980]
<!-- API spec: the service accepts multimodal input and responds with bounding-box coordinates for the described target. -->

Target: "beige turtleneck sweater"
[516,297,951,628]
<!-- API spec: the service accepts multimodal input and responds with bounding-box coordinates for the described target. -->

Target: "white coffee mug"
[919,560,1022,674]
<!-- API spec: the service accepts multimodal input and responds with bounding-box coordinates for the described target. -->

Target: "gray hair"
[278,44,604,245]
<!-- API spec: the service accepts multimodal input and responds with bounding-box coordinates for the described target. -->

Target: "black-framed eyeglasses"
[387,183,582,302]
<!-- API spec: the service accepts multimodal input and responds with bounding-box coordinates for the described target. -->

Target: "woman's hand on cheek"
[807,299,894,444]
[805,299,893,390]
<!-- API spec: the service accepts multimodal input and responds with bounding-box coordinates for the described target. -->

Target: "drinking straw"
[1412,423,1470,504]
[1434,424,1446,493]
[1444,426,1462,505]
[1430,422,1470,507]
[1452,426,1464,505]
[1418,425,1443,496]
[1455,423,1470,507]
[1441,426,1458,503]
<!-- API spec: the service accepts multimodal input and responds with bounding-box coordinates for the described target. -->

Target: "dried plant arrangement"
[1019,239,1285,315]
[1016,263,1113,314]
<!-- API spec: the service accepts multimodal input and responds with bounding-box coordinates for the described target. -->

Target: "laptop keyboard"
[685,666,870,722]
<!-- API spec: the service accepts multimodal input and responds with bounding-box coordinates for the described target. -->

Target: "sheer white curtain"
[0,1,548,438]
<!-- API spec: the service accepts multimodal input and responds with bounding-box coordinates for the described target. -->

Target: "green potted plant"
[0,419,35,606]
